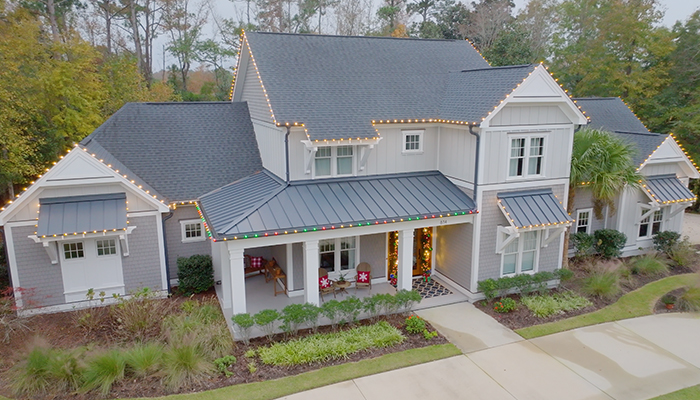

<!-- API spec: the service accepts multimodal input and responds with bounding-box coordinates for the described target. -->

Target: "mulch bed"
[474,259,697,331]
[0,291,445,400]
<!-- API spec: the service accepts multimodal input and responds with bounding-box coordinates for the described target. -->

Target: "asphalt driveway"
[279,303,700,400]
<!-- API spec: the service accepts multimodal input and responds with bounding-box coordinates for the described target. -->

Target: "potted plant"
[337,273,346,283]
[661,294,676,310]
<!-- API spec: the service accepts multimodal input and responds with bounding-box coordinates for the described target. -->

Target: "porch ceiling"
[199,171,477,240]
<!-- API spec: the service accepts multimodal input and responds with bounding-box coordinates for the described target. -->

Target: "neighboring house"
[10,31,679,317]
[569,97,699,256]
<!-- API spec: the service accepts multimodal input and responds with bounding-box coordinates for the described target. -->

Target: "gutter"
[161,210,174,293]
[469,124,480,199]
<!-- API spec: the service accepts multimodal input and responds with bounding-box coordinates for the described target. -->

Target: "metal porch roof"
[37,193,128,237]
[643,175,696,204]
[199,171,477,239]
[497,189,573,229]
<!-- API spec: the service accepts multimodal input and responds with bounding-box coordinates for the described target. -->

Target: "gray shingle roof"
[80,102,263,203]
[497,189,573,229]
[37,193,127,236]
[439,65,536,122]
[575,97,667,166]
[200,171,477,239]
[244,32,492,140]
[643,174,696,204]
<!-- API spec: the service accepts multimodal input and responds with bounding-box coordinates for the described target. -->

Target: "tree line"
[1,0,699,203]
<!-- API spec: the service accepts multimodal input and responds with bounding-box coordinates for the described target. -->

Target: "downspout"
[469,124,480,199]
[284,126,291,184]
[161,210,174,293]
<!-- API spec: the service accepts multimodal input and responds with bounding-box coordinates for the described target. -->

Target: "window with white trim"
[314,146,355,177]
[319,236,357,274]
[402,130,423,154]
[501,231,539,276]
[63,242,85,260]
[575,209,592,234]
[639,209,663,238]
[96,239,117,256]
[508,136,545,177]
[181,219,205,243]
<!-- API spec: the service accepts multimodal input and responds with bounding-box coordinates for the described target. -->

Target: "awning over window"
[643,174,696,204]
[37,193,128,237]
[497,189,573,230]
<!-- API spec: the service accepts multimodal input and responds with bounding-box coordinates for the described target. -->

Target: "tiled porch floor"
[216,273,469,338]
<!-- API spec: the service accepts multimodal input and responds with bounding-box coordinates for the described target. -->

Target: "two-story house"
[3,32,687,317]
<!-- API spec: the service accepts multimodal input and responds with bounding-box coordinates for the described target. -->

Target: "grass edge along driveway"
[517,273,698,339]
[650,384,700,400]
[0,343,461,400]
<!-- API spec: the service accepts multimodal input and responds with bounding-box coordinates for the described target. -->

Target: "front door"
[387,228,433,280]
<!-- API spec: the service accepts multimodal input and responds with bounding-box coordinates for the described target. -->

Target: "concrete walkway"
[279,304,700,400]
[682,212,700,244]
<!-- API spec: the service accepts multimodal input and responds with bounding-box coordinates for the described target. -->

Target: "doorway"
[387,228,433,282]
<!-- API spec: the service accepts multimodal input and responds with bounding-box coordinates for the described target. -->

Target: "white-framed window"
[63,242,85,260]
[639,209,663,238]
[402,130,424,154]
[314,146,355,177]
[575,209,592,234]
[501,231,539,276]
[319,236,358,275]
[508,136,545,178]
[181,219,205,243]
[96,239,117,256]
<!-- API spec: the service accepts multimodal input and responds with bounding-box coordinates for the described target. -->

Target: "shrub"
[125,343,163,378]
[512,274,536,297]
[493,297,517,313]
[362,295,382,320]
[303,303,321,332]
[477,279,498,302]
[339,296,363,324]
[280,303,306,335]
[395,290,422,313]
[661,294,676,305]
[9,345,84,396]
[258,321,404,366]
[244,349,257,358]
[247,362,257,374]
[213,355,237,377]
[177,254,214,295]
[404,315,426,334]
[422,330,438,340]
[111,287,177,341]
[375,293,400,315]
[630,254,670,276]
[80,350,126,396]
[161,299,233,359]
[669,239,697,268]
[678,287,700,312]
[253,309,280,340]
[653,231,681,254]
[1,287,30,343]
[231,313,255,345]
[320,300,342,329]
[555,268,574,282]
[581,271,620,299]
[160,342,211,391]
[593,229,627,259]
[521,292,592,318]
[571,232,596,258]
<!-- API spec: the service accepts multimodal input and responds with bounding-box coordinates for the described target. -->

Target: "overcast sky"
[155,0,700,74]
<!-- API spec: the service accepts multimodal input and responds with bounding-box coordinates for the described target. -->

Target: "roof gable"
[80,102,263,203]
[641,136,700,178]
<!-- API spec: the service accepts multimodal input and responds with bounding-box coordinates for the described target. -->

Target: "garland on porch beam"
[420,228,433,282]
[388,231,398,286]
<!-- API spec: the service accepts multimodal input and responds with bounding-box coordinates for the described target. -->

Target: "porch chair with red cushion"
[319,268,336,301]
[355,262,372,291]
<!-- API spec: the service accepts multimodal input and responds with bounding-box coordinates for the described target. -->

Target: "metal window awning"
[37,193,128,237]
[642,175,696,205]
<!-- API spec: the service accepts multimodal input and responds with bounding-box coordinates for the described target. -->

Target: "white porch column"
[303,240,320,306]
[218,243,232,308]
[228,247,247,315]
[397,229,414,291]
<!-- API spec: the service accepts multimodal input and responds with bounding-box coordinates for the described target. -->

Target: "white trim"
[637,206,664,239]
[470,189,484,292]
[318,236,359,279]
[180,219,206,243]
[4,225,23,308]
[312,145,357,178]
[286,243,294,291]
[500,230,540,277]
[479,178,570,191]
[17,290,168,316]
[506,133,547,180]
[574,208,593,234]
[155,214,168,291]
[402,130,424,154]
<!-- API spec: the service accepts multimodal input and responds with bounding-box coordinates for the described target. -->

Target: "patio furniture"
[355,262,372,291]
[263,259,276,282]
[244,255,267,277]
[270,264,287,296]
[333,280,352,296]
[319,268,336,301]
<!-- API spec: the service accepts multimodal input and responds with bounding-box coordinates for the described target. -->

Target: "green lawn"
[0,344,460,400]
[517,273,698,339]
[650,385,700,400]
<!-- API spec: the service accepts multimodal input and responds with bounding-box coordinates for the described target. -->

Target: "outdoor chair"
[319,268,336,301]
[355,262,372,291]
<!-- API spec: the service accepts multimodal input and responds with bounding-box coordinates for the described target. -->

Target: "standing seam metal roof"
[199,171,477,239]
[37,193,128,237]
[497,189,573,229]
[642,175,696,204]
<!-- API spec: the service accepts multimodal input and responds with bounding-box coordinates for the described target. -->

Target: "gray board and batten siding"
[165,206,212,280]
[435,223,473,290]
[11,225,65,307]
[122,215,165,292]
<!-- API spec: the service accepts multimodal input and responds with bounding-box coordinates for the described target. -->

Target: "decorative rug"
[411,278,453,299]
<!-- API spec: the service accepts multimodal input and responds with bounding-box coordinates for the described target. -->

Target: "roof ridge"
[142,101,237,105]
[289,171,440,186]
[573,97,620,101]
[459,64,534,73]
[247,31,465,43]
[614,130,666,137]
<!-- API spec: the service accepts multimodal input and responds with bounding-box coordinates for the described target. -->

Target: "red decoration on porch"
[250,256,264,269]
[357,271,370,283]
[319,276,331,289]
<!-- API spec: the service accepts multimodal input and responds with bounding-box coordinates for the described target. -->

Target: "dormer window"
[402,130,423,154]
[314,146,355,178]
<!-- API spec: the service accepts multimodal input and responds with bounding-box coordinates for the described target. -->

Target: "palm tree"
[563,128,643,266]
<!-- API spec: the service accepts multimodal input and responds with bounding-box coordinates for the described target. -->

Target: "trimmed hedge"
[477,270,572,302]
[177,255,214,295]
